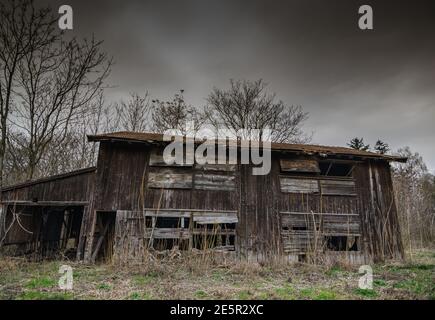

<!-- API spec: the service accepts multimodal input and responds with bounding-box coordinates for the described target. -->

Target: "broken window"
[319,161,354,177]
[192,222,236,250]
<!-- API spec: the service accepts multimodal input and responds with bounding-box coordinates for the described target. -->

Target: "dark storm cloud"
[45,0,435,170]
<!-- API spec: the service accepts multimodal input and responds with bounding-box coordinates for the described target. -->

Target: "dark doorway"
[91,211,116,263]
[1,205,84,259]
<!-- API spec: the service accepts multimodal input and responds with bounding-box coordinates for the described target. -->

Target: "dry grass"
[0,248,433,300]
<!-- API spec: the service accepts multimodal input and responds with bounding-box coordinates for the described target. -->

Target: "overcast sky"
[45,0,435,171]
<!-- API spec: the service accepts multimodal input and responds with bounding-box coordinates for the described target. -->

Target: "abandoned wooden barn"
[0,131,407,264]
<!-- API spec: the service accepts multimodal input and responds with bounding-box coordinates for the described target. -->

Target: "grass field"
[0,249,433,300]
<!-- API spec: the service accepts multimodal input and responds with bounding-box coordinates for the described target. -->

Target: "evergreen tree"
[347,137,370,151]
[374,139,390,154]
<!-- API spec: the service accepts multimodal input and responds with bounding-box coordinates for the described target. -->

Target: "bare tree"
[115,92,151,132]
[0,0,57,189]
[9,33,111,179]
[152,90,203,135]
[392,147,435,253]
[203,79,309,142]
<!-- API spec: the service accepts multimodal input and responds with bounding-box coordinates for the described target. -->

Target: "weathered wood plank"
[280,177,319,193]
[280,159,320,173]
[194,173,236,191]
[193,216,238,224]
[149,149,193,167]
[195,163,236,172]
[320,179,356,196]
[148,170,193,189]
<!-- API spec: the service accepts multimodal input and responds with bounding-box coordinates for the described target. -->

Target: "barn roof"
[88,131,407,162]
[1,167,96,192]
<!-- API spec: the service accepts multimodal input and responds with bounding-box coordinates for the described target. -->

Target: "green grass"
[25,277,56,289]
[274,284,296,299]
[325,266,343,277]
[97,283,112,290]
[237,290,252,299]
[19,291,74,300]
[314,289,337,300]
[1,248,433,300]
[194,290,208,298]
[132,274,156,286]
[129,292,141,300]
[373,279,386,287]
[353,288,378,298]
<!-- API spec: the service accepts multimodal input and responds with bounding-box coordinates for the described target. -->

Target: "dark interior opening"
[325,235,359,251]
[155,217,189,228]
[319,162,353,177]
[93,211,116,262]
[1,205,84,259]
[192,223,235,250]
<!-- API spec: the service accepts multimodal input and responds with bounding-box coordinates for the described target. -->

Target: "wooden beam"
[0,200,89,206]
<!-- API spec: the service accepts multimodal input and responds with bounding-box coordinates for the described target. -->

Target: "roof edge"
[87,132,408,163]
[1,167,96,192]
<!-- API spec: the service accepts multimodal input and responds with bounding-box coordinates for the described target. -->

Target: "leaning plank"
[91,222,110,262]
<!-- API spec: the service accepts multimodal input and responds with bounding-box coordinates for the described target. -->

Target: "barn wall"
[237,159,282,261]
[82,141,403,263]
[354,160,404,261]
[1,168,95,202]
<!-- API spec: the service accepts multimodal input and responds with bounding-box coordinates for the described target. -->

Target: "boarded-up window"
[280,159,320,173]
[320,179,356,196]
[194,173,236,191]
[280,177,319,193]
[148,169,193,189]
[280,212,361,254]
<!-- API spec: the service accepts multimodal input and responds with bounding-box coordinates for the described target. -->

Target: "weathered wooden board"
[149,149,193,167]
[193,212,238,224]
[148,170,193,189]
[144,228,190,239]
[195,163,236,172]
[280,177,319,193]
[194,173,236,191]
[281,212,361,235]
[280,159,320,173]
[320,179,356,196]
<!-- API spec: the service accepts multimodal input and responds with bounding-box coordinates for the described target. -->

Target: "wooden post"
[0,204,6,246]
